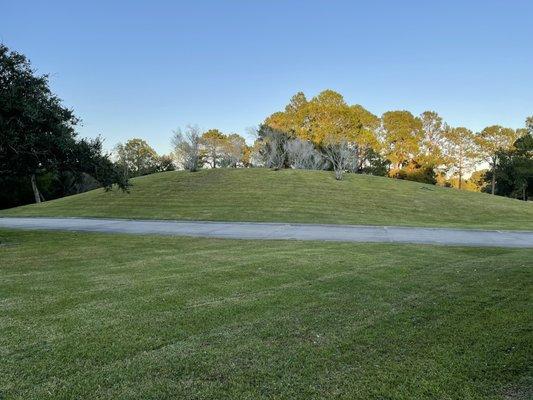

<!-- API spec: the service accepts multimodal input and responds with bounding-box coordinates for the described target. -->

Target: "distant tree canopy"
[263,91,436,180]
[260,90,531,196]
[198,129,249,168]
[487,132,533,200]
[476,125,520,195]
[442,127,477,189]
[418,111,447,167]
[0,44,127,207]
[381,110,424,171]
[114,138,174,178]
[171,125,202,172]
[263,91,382,179]
[199,129,226,168]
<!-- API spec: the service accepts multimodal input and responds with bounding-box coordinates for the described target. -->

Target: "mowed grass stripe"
[1,229,531,399]
[2,168,533,230]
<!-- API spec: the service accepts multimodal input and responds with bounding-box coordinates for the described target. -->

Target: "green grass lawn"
[1,229,531,399]
[2,169,533,230]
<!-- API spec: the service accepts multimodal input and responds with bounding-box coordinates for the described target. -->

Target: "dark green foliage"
[485,133,533,200]
[0,136,127,209]
[0,44,77,178]
[0,137,126,209]
[361,148,390,176]
[0,175,38,209]
[67,136,128,191]
[114,138,168,178]
[392,162,437,184]
[0,44,127,208]
[156,154,176,172]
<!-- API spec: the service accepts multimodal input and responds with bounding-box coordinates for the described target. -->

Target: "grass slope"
[1,229,531,399]
[2,168,533,230]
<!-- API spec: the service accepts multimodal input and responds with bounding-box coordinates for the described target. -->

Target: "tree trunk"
[491,169,496,195]
[490,157,497,195]
[334,164,343,180]
[458,168,462,190]
[30,174,41,203]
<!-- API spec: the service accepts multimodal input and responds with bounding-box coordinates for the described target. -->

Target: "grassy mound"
[2,168,532,229]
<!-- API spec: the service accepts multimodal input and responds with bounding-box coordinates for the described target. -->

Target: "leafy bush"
[393,163,437,184]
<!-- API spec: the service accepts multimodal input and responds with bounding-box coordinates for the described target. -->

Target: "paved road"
[1,217,533,248]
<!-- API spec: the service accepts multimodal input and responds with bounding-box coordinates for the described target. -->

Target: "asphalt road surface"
[1,217,533,248]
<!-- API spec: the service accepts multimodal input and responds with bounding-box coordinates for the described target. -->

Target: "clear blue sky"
[3,0,532,154]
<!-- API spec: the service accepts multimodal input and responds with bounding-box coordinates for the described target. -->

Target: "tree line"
[172,91,532,200]
[256,91,531,195]
[112,128,252,180]
[1,44,531,209]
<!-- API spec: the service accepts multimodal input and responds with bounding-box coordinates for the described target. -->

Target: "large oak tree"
[0,44,127,204]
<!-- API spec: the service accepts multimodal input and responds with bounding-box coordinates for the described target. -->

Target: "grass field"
[1,228,531,399]
[2,169,533,230]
